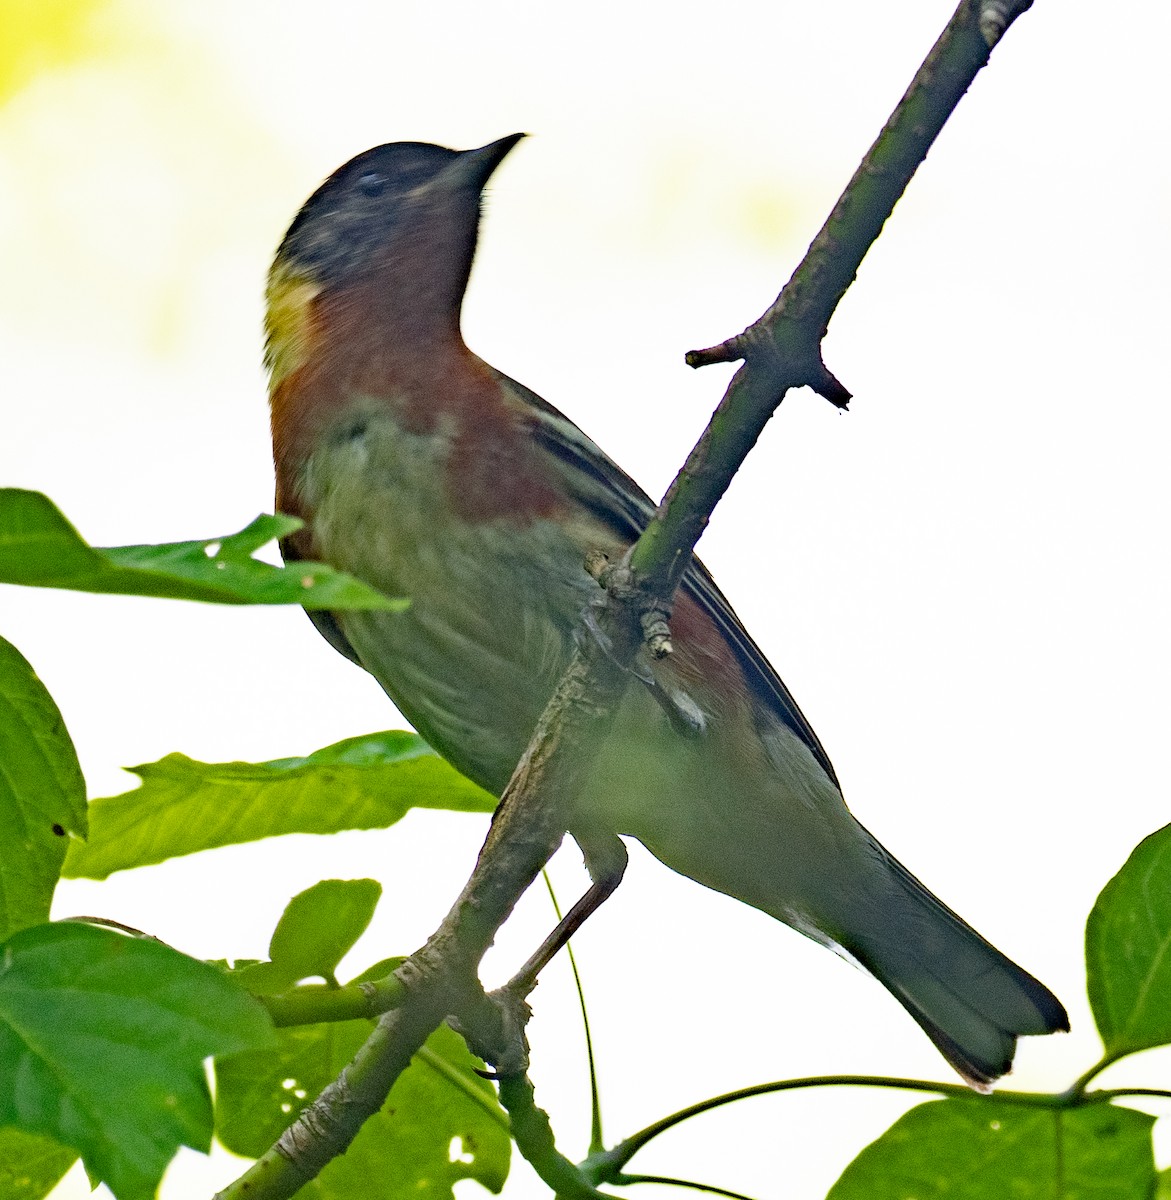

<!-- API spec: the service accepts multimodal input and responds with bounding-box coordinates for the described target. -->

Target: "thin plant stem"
[543,867,606,1154]
[592,1073,1120,1177]
[1060,1054,1122,1102]
[614,1173,761,1200]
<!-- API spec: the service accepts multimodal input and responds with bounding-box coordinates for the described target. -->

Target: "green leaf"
[828,1097,1155,1200]
[1086,823,1171,1057]
[64,731,495,880]
[0,921,275,1200]
[1157,1166,1171,1200]
[236,878,383,994]
[0,488,400,610]
[215,959,510,1200]
[0,636,87,940]
[0,1128,78,1200]
[267,878,381,983]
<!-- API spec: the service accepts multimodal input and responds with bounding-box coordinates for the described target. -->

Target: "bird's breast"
[293,397,614,789]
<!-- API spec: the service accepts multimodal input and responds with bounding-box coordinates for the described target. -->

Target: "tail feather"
[846,851,1069,1090]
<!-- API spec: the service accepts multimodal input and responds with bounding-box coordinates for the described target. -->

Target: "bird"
[264,133,1068,1089]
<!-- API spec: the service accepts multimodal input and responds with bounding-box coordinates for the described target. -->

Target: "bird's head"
[265,134,524,386]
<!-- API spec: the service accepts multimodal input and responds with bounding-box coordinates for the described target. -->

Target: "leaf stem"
[590,1073,1117,1177]
[1058,1054,1122,1102]
[258,975,406,1026]
[613,1173,760,1200]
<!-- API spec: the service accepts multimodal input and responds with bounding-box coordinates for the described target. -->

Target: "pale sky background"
[1,1,1168,1197]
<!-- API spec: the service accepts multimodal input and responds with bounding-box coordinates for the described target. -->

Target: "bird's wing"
[496,369,841,790]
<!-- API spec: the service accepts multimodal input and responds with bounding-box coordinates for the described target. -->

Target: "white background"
[1,1,1168,1196]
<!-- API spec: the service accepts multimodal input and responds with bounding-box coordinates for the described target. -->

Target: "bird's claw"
[450,987,532,1079]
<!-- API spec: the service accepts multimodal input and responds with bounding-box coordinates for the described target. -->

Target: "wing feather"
[496,368,840,789]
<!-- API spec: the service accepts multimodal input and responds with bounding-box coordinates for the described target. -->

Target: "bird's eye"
[357,172,388,197]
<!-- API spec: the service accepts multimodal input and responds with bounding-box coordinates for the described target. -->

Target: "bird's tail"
[843,848,1069,1090]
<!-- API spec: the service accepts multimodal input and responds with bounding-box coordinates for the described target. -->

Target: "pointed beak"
[440,133,526,193]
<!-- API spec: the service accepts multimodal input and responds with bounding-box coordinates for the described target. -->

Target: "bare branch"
[644,0,1035,600]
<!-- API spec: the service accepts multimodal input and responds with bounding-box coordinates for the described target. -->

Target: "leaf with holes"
[0,488,399,609]
[0,636,87,940]
[215,959,509,1199]
[828,1096,1154,1199]
[0,921,274,1200]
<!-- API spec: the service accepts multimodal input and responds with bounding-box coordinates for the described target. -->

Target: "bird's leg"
[640,676,706,737]
[505,832,628,998]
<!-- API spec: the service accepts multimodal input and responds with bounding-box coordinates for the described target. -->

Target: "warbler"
[265,134,1067,1088]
